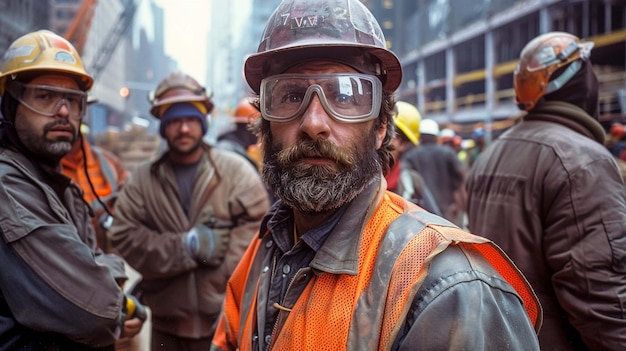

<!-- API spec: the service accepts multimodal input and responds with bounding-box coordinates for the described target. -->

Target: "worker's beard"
[262,128,381,213]
[15,113,75,161]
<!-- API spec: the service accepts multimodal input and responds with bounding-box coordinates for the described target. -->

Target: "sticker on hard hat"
[3,45,34,60]
[290,15,321,28]
[54,51,76,64]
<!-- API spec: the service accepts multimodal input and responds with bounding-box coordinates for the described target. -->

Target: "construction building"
[365,0,626,137]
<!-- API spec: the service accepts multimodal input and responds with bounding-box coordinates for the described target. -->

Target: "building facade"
[366,0,626,136]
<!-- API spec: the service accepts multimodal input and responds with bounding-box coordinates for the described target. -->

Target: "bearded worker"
[211,0,542,350]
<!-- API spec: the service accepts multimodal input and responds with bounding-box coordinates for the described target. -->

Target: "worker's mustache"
[275,139,355,167]
[43,120,75,135]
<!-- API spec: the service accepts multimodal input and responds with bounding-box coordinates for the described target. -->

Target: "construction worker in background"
[62,125,128,253]
[468,127,486,167]
[607,122,626,161]
[210,0,541,350]
[465,31,626,350]
[606,122,626,184]
[215,97,263,171]
[386,101,441,215]
[216,97,278,204]
[403,118,467,226]
[0,29,145,349]
[440,127,468,166]
[109,70,270,351]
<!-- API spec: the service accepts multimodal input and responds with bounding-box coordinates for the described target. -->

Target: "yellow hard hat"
[393,101,421,145]
[0,30,93,94]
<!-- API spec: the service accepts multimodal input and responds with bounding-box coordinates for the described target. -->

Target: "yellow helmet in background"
[0,30,93,94]
[393,101,421,145]
[514,31,594,111]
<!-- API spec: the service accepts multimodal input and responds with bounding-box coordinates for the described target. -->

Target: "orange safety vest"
[214,192,540,351]
[61,138,123,209]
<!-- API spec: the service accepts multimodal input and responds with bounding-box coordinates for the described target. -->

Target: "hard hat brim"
[244,42,402,94]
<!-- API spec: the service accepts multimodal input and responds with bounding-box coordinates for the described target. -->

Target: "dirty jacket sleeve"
[542,141,626,349]
[0,152,124,346]
[393,246,539,350]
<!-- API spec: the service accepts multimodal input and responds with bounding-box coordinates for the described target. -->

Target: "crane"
[63,0,138,81]
[88,0,138,81]
[63,0,98,55]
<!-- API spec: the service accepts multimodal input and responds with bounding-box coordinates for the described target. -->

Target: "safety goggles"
[260,73,382,123]
[6,82,87,120]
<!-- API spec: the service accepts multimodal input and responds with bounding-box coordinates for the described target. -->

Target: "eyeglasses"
[6,82,87,120]
[165,117,202,129]
[260,73,382,123]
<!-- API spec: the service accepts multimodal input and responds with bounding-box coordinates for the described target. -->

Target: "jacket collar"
[526,101,605,144]
[310,175,386,275]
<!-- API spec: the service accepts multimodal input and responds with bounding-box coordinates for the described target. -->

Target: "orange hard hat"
[232,98,261,124]
[514,32,594,111]
[610,123,625,139]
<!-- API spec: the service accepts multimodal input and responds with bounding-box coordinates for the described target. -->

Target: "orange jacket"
[62,138,127,206]
[62,138,128,250]
[212,189,541,351]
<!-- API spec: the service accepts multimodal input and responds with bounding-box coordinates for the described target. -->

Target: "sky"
[140,0,213,85]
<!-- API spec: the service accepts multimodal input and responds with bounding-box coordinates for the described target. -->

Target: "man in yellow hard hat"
[0,29,145,350]
[386,101,440,215]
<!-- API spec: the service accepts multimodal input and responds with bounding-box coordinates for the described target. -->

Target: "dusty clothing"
[466,101,626,350]
[62,138,128,251]
[211,178,541,351]
[61,138,128,206]
[0,147,125,350]
[110,143,270,340]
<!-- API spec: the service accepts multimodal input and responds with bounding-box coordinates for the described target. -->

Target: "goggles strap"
[546,59,581,94]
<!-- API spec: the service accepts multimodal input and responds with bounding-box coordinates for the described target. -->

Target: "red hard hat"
[610,123,625,139]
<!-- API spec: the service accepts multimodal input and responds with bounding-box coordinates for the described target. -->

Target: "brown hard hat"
[148,71,214,118]
[243,0,402,94]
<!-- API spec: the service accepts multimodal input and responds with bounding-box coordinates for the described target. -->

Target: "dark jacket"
[403,142,465,221]
[0,147,125,350]
[110,143,270,339]
[466,100,626,350]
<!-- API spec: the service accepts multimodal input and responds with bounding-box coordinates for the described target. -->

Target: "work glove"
[183,224,230,266]
[124,293,147,322]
